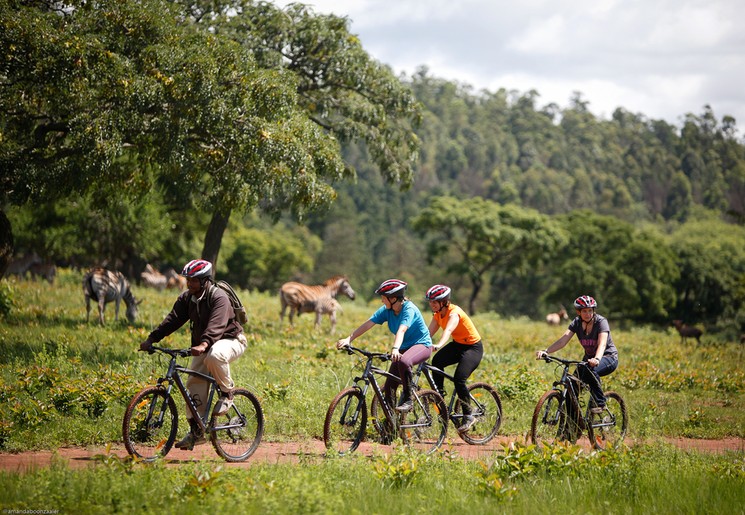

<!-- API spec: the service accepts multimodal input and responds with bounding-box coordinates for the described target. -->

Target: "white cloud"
[272,0,745,131]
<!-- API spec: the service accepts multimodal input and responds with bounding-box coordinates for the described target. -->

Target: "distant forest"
[6,58,745,336]
[297,69,745,334]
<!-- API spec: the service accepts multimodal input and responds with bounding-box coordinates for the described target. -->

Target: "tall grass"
[0,443,743,514]
[1,271,744,513]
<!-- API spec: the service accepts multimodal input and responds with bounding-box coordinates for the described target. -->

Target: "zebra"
[83,267,141,325]
[279,276,356,333]
[28,262,57,284]
[164,267,187,290]
[140,263,167,291]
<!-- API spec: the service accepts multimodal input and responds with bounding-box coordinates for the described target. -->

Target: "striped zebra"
[279,276,355,333]
[83,267,141,325]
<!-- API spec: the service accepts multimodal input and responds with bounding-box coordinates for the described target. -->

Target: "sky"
[273,0,745,133]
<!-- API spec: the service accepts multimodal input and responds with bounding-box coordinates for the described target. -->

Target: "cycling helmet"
[374,279,407,297]
[425,284,451,302]
[573,295,597,309]
[181,259,213,279]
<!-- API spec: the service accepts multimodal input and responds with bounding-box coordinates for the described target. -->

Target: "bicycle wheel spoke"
[531,390,577,447]
[400,390,448,454]
[122,387,178,462]
[369,394,397,444]
[210,389,264,462]
[589,391,628,450]
[456,382,502,445]
[324,389,367,454]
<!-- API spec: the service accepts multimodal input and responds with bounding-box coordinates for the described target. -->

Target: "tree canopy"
[0,0,420,269]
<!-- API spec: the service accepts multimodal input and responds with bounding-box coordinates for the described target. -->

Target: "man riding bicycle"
[139,259,247,450]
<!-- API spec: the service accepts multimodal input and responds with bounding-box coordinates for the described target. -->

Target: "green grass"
[1,270,744,513]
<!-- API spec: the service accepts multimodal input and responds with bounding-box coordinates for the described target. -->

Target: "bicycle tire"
[122,386,178,462]
[210,388,264,462]
[589,391,628,450]
[400,389,448,454]
[455,382,503,445]
[323,388,367,454]
[530,389,582,447]
[369,394,397,444]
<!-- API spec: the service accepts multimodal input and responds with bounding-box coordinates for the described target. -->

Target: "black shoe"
[174,432,206,450]
[458,415,477,433]
[395,399,413,412]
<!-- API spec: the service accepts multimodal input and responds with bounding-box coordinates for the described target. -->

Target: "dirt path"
[1,436,743,473]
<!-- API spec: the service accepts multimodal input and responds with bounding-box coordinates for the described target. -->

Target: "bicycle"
[370,361,502,445]
[323,344,448,455]
[122,345,264,462]
[530,354,628,450]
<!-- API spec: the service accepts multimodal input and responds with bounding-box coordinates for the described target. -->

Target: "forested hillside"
[3,1,744,338]
[299,70,745,334]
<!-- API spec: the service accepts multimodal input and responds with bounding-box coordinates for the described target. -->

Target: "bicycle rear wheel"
[324,388,367,454]
[455,382,503,445]
[210,388,264,462]
[122,386,178,462]
[531,390,582,447]
[589,391,628,450]
[400,389,448,454]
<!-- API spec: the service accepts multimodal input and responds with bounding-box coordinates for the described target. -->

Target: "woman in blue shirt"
[336,279,432,411]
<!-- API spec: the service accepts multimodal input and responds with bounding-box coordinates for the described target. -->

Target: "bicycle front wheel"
[210,388,264,462]
[369,394,397,444]
[400,389,448,454]
[531,390,580,447]
[589,391,628,450]
[456,382,503,445]
[122,386,178,462]
[324,388,367,455]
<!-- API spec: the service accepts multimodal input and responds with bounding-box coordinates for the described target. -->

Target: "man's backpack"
[208,280,248,325]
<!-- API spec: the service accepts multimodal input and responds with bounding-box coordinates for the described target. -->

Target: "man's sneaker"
[458,415,477,433]
[174,432,206,450]
[590,405,605,415]
[395,399,413,412]
[214,395,234,416]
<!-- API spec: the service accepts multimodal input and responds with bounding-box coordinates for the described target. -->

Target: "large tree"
[178,0,422,265]
[0,0,418,274]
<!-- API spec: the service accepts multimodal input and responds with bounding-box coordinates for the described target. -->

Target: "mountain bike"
[123,345,264,462]
[531,354,627,450]
[370,361,502,444]
[323,344,448,455]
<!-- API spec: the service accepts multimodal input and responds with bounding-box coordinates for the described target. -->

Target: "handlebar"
[149,345,192,358]
[339,344,391,362]
[539,354,588,367]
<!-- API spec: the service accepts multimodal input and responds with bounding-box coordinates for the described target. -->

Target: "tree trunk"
[468,275,482,315]
[0,210,13,279]
[201,208,232,272]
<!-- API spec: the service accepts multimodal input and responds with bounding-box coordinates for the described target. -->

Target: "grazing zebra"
[83,267,141,325]
[28,262,57,284]
[7,252,41,278]
[164,268,187,290]
[140,263,167,291]
[279,276,356,333]
[301,298,343,334]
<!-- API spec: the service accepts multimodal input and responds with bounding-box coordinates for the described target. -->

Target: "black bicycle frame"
[344,345,430,431]
[156,352,218,434]
[415,362,469,422]
[355,357,399,426]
